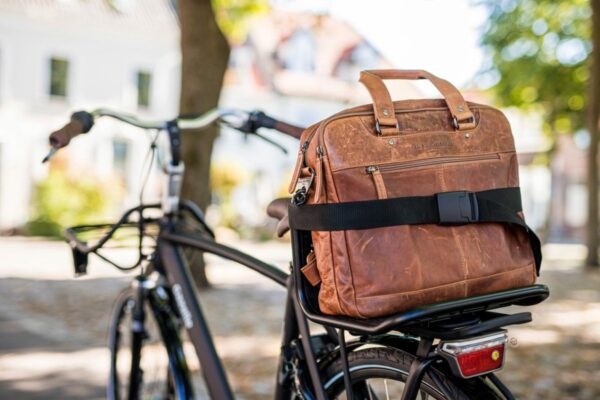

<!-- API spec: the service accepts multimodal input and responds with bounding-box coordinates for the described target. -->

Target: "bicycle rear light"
[437,332,507,378]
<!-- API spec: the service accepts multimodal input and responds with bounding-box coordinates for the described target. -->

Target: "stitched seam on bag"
[321,154,344,315]
[327,231,344,314]
[341,229,367,318]
[354,263,535,301]
[323,104,495,132]
[353,109,483,137]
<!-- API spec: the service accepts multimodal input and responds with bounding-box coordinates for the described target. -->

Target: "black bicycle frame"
[155,218,328,400]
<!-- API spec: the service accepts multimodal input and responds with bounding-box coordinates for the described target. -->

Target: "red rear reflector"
[456,344,505,377]
[437,332,508,378]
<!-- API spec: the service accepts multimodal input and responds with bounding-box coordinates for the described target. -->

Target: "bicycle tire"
[107,287,193,400]
[321,347,503,400]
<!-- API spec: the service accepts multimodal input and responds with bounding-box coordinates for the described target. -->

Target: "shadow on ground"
[0,247,599,399]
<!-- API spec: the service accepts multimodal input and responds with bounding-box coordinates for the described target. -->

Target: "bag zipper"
[314,145,324,203]
[365,153,500,174]
[366,154,500,199]
[289,141,310,194]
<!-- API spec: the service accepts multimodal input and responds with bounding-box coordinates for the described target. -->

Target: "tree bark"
[179,0,230,286]
[587,0,600,267]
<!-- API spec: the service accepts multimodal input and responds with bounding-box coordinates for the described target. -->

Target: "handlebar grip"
[249,111,304,139]
[49,111,94,149]
[273,121,304,139]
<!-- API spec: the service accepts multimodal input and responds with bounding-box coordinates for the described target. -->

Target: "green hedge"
[27,169,110,238]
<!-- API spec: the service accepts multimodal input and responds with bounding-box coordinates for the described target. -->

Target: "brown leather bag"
[288,69,540,319]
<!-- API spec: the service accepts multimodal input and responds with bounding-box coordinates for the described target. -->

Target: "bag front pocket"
[365,153,502,199]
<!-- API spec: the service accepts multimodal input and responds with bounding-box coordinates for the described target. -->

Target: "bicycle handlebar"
[44,108,305,163]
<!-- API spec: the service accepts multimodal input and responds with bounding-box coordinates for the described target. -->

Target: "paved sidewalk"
[0,315,107,399]
[0,237,599,399]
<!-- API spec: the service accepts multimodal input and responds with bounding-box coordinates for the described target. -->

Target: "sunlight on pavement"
[0,347,108,396]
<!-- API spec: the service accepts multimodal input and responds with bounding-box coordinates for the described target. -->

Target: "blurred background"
[0,0,599,399]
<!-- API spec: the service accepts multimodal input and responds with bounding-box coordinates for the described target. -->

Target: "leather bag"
[288,69,540,319]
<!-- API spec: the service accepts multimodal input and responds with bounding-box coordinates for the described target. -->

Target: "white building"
[0,1,402,230]
[0,0,180,228]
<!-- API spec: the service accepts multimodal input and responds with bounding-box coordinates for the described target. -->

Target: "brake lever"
[42,147,58,163]
[253,132,288,154]
[221,112,288,154]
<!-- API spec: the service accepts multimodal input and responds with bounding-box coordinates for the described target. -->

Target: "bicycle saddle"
[267,198,290,237]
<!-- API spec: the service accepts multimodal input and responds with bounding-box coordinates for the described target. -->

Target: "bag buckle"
[452,115,476,130]
[375,119,400,135]
[436,191,479,224]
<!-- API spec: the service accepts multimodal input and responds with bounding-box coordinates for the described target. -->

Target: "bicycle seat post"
[163,120,184,215]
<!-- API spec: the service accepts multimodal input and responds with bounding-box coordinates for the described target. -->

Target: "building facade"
[0,2,400,230]
[0,0,180,228]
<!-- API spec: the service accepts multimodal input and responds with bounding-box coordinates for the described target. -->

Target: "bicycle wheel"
[322,347,503,400]
[108,287,191,400]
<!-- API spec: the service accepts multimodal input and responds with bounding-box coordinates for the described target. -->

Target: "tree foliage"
[479,0,592,135]
[212,0,269,43]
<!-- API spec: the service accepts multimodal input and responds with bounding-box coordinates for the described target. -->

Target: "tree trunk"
[587,0,600,267]
[178,0,230,287]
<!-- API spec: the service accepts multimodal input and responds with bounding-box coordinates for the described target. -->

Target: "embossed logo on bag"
[411,139,453,152]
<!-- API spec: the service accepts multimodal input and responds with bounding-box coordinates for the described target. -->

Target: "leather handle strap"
[359,70,476,136]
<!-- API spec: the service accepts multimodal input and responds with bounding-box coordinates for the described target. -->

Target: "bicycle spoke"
[367,383,375,400]
[384,379,389,400]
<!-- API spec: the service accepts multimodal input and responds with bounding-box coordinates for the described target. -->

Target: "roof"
[227,10,421,103]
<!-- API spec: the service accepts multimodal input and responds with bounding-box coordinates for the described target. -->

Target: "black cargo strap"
[288,187,541,274]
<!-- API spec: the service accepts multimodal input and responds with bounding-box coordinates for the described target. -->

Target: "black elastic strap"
[288,187,541,274]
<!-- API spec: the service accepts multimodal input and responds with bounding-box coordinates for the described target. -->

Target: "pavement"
[0,237,599,399]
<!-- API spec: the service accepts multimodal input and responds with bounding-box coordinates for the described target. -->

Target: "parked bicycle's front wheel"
[107,286,193,400]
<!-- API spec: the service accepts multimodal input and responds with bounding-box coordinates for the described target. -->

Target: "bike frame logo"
[173,284,194,328]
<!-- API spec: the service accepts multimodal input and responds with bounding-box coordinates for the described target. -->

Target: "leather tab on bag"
[370,168,388,199]
[301,252,321,286]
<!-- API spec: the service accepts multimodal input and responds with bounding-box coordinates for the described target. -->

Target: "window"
[49,58,69,97]
[136,71,152,108]
[113,139,130,180]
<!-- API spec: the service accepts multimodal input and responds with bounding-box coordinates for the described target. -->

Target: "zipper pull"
[366,165,388,199]
[366,166,378,174]
[288,141,310,194]
[292,187,308,205]
[301,140,309,154]
[314,146,324,203]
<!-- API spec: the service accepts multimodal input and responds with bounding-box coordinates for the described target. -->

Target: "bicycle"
[45,107,549,400]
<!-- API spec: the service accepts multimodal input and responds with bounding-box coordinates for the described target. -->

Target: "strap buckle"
[436,191,479,224]
[452,115,476,130]
[375,119,400,135]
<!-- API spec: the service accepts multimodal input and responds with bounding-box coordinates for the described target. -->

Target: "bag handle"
[359,70,476,136]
